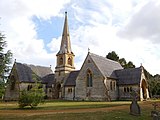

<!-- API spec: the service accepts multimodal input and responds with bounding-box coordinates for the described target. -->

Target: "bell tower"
[55,12,75,85]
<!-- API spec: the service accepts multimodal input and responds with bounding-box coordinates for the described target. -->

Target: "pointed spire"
[58,12,73,54]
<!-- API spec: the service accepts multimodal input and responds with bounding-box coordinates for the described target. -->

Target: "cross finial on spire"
[88,48,90,53]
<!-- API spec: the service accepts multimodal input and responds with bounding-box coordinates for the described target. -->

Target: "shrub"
[19,85,45,108]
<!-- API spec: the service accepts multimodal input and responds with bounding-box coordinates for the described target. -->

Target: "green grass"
[0,109,151,120]
[0,101,131,110]
[0,100,159,120]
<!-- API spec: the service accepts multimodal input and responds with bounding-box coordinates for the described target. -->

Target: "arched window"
[113,81,116,91]
[87,70,92,87]
[59,57,63,65]
[10,76,15,90]
[127,87,130,92]
[110,81,112,91]
[124,87,126,92]
[130,87,132,92]
[68,57,72,66]
[27,85,32,91]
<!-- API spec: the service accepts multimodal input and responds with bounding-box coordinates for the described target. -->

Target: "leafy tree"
[0,32,12,99]
[106,51,135,69]
[125,61,135,69]
[0,80,5,99]
[119,58,127,68]
[106,51,119,61]
[19,83,45,108]
[147,73,160,97]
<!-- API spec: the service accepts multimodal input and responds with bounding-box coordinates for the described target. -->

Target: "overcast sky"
[0,0,160,75]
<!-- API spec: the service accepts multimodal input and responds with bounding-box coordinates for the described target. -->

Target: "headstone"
[130,90,141,116]
[151,103,160,120]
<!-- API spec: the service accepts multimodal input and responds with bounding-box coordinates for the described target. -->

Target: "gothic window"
[130,87,132,92]
[10,80,15,90]
[59,57,63,65]
[124,87,126,92]
[124,86,132,93]
[68,57,72,66]
[10,76,15,90]
[113,81,116,91]
[110,81,112,91]
[127,87,130,92]
[49,89,52,93]
[87,69,92,87]
[68,88,72,93]
[27,85,32,91]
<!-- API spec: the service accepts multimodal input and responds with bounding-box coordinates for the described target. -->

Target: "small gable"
[42,74,55,88]
[115,67,142,85]
[64,71,79,86]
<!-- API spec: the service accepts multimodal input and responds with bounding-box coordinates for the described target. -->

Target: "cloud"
[117,1,160,43]
[0,0,160,75]
[0,0,71,70]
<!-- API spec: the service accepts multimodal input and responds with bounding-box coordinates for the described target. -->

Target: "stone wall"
[118,85,139,100]
[4,80,20,101]
[64,86,75,100]
[75,55,106,101]
[107,78,118,100]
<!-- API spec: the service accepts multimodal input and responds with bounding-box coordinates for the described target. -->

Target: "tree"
[125,61,135,69]
[106,51,135,69]
[106,51,119,61]
[119,58,127,68]
[0,32,12,99]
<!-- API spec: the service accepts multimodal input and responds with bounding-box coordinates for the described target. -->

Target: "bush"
[19,85,45,108]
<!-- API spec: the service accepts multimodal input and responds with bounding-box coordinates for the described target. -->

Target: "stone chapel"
[4,12,150,101]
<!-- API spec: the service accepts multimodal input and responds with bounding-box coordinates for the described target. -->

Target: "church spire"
[58,12,73,54]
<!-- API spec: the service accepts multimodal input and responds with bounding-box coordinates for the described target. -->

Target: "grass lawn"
[0,100,159,120]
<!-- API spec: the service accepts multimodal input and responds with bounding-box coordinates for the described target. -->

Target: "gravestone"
[151,103,160,120]
[130,91,141,116]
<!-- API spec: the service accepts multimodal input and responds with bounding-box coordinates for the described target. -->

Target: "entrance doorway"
[55,83,61,99]
[141,79,147,100]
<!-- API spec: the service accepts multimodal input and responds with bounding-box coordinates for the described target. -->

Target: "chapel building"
[4,12,150,101]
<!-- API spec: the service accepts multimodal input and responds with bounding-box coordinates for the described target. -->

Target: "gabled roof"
[64,70,79,86]
[14,62,53,84]
[115,67,142,85]
[42,74,55,87]
[27,64,52,77]
[15,63,35,83]
[89,53,123,79]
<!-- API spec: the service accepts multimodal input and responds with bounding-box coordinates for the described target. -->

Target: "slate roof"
[42,74,55,87]
[115,67,142,85]
[15,63,35,83]
[27,64,53,77]
[89,53,123,79]
[14,62,54,86]
[64,70,79,86]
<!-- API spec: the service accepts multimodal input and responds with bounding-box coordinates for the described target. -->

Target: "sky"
[0,0,160,75]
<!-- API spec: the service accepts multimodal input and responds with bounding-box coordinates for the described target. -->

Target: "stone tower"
[54,12,75,98]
